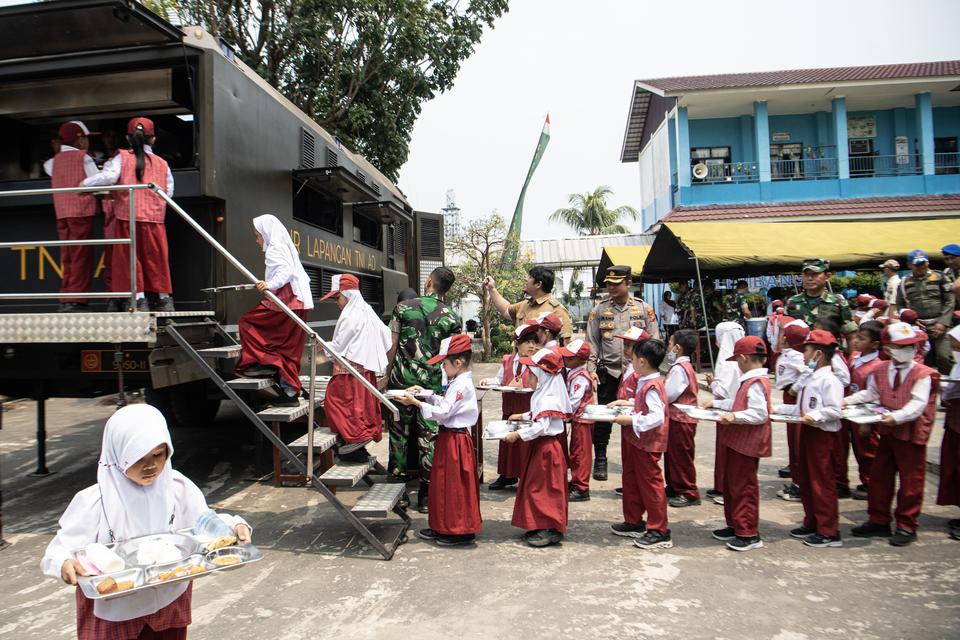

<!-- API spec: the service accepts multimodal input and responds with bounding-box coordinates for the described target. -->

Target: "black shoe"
[339,440,373,456]
[610,521,646,538]
[705,488,722,498]
[526,529,562,547]
[417,528,438,541]
[851,484,869,501]
[57,302,88,313]
[633,529,673,550]
[151,295,175,312]
[789,526,817,539]
[665,485,677,498]
[568,488,590,502]
[488,475,518,491]
[244,364,279,378]
[593,457,608,481]
[778,465,792,478]
[851,521,893,538]
[269,386,300,406]
[339,446,371,463]
[803,533,843,548]
[836,486,852,499]
[436,533,475,547]
[777,483,802,502]
[727,535,764,552]
[711,527,736,541]
[105,299,122,312]
[948,518,960,529]
[417,482,429,514]
[135,298,150,312]
[614,486,623,497]
[668,495,701,508]
[889,528,917,547]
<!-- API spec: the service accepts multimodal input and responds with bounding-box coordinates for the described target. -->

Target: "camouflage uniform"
[387,294,462,478]
[677,289,699,329]
[785,291,857,335]
[702,289,725,329]
[723,292,749,326]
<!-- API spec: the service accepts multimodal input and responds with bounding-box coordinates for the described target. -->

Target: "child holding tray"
[41,404,251,640]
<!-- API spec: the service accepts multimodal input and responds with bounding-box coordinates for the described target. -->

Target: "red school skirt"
[511,434,569,533]
[429,429,482,535]
[76,583,191,640]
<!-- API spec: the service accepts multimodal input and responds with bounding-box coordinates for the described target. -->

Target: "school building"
[618,60,960,317]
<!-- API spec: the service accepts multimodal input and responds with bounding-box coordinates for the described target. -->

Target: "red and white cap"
[613,326,651,343]
[514,323,538,340]
[58,120,100,144]
[527,312,562,333]
[782,318,810,350]
[867,298,889,311]
[726,335,767,361]
[855,293,876,308]
[881,321,926,346]
[804,329,838,348]
[319,273,359,301]
[519,347,564,375]
[558,338,591,359]
[897,308,918,324]
[426,334,473,365]
[127,117,156,136]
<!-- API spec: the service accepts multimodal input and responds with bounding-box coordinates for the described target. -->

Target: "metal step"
[351,483,406,517]
[226,376,274,390]
[197,345,241,359]
[318,458,376,487]
[256,396,323,422]
[288,428,338,453]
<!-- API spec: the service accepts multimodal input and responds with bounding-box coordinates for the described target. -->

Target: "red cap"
[58,120,99,145]
[804,329,838,348]
[867,299,888,311]
[513,323,538,340]
[519,347,564,375]
[881,321,926,346]
[558,338,591,360]
[855,294,876,307]
[898,308,918,324]
[726,336,767,361]
[426,334,473,365]
[127,117,156,136]
[613,326,651,343]
[783,319,811,350]
[528,312,562,333]
[771,299,784,308]
[318,273,359,301]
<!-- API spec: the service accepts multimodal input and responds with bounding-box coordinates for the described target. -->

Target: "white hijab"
[713,321,745,399]
[254,214,314,310]
[528,366,573,421]
[329,289,392,374]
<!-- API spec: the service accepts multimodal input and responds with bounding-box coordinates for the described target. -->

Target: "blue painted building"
[621,60,960,229]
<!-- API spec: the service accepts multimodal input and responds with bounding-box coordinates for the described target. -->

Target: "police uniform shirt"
[774,366,844,432]
[586,295,659,377]
[508,295,573,341]
[895,269,954,326]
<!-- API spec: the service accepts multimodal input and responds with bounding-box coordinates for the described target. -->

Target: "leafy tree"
[446,214,531,360]
[550,186,640,235]
[163,0,508,181]
[561,278,585,321]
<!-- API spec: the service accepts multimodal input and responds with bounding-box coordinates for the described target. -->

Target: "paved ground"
[1,362,959,639]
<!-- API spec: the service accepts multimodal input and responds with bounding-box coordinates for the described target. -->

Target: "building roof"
[659,194,960,223]
[520,233,653,268]
[638,60,960,94]
[621,59,960,163]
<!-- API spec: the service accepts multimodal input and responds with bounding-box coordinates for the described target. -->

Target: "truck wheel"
[145,384,178,427]
[169,380,221,428]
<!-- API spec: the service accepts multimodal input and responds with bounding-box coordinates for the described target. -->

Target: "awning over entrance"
[642,218,960,281]
[597,245,652,283]
[293,167,411,223]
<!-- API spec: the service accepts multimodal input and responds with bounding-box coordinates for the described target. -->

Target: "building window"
[292,178,343,235]
[352,210,382,250]
[690,146,731,182]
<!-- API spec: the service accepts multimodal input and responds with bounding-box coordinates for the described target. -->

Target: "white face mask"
[887,346,915,365]
[665,351,677,365]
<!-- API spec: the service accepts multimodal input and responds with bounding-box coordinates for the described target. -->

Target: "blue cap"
[942,243,960,257]
[907,249,929,265]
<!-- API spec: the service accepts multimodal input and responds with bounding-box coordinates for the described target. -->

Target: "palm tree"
[549,186,640,235]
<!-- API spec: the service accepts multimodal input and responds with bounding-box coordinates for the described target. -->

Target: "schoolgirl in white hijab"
[42,405,250,634]
[709,321,746,400]
[253,214,314,311]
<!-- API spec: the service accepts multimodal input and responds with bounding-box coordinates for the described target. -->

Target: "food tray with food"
[476,384,533,393]
[384,389,433,399]
[941,376,960,384]
[770,413,800,423]
[75,532,263,601]
[582,404,633,421]
[483,420,531,439]
[841,403,885,418]
[674,404,750,423]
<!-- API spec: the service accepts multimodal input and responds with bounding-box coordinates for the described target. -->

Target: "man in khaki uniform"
[483,265,573,342]
[896,249,954,373]
[584,265,659,480]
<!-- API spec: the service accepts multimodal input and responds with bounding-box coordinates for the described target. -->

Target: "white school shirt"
[664,356,694,403]
[83,145,175,198]
[773,366,844,432]
[566,365,590,413]
[846,361,932,424]
[775,349,806,390]
[43,145,99,178]
[491,355,524,386]
[715,368,769,424]
[791,352,851,394]
[629,372,666,436]
[420,371,479,430]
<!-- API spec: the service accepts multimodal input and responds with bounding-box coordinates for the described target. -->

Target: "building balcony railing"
[936,151,960,175]
[850,153,921,178]
[691,161,760,184]
[772,157,838,180]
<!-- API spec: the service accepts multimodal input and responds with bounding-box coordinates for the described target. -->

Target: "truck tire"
[148,381,220,428]
[144,384,177,426]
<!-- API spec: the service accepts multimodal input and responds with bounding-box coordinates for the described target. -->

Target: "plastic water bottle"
[193,509,234,539]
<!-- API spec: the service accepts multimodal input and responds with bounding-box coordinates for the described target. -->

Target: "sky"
[397,0,960,239]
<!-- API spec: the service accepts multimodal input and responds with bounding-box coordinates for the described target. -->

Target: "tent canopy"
[642,218,960,281]
[597,245,651,283]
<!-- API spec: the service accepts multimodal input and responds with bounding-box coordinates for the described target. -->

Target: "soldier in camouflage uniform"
[896,249,955,373]
[384,267,462,510]
[785,258,857,352]
[722,279,753,327]
[676,280,699,330]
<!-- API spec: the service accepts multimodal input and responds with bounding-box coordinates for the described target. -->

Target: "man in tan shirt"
[482,266,573,341]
